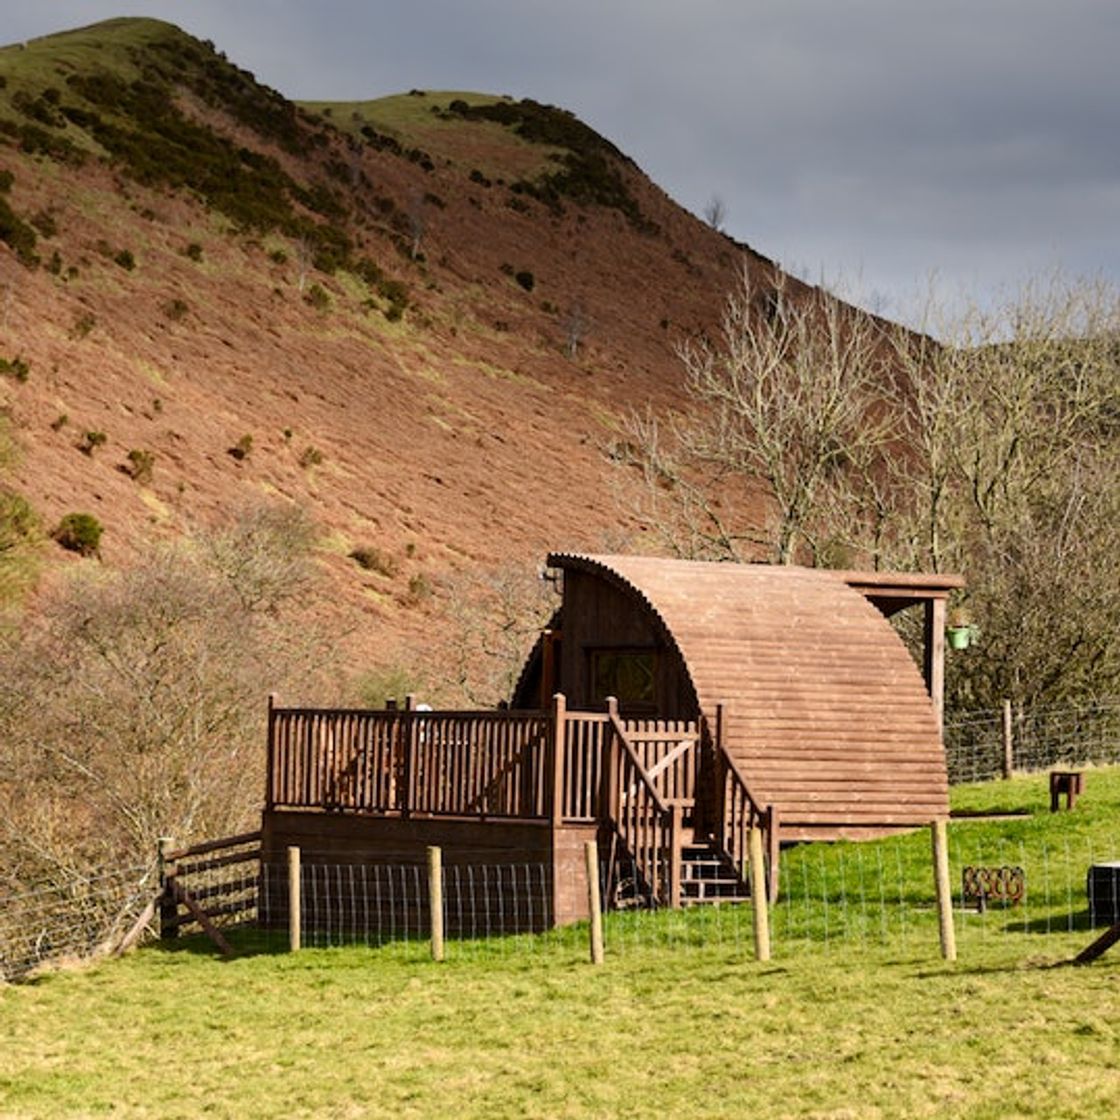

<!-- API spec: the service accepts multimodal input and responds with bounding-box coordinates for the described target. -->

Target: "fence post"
[288,845,301,952]
[765,804,781,904]
[585,839,604,965]
[158,836,178,941]
[748,825,771,962]
[428,846,445,962]
[931,820,957,962]
[1002,699,1014,779]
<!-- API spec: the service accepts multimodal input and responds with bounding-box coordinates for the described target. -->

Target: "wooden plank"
[167,831,261,861]
[176,848,262,876]
[170,881,234,956]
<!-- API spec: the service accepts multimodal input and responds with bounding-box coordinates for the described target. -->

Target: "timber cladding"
[546,555,953,840]
[260,811,599,930]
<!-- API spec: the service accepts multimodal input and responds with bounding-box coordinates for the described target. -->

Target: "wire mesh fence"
[0,863,156,982]
[945,699,1120,783]
[5,834,1117,974]
[159,829,1120,962]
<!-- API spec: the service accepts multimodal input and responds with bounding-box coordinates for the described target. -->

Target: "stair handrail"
[604,699,682,907]
[703,705,779,903]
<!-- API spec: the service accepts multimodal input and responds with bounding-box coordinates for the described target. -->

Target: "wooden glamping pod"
[260,554,962,931]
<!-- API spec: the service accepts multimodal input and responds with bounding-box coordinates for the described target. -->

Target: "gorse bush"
[124,449,155,484]
[228,434,253,461]
[78,430,107,455]
[349,546,399,577]
[52,512,103,557]
[0,356,30,383]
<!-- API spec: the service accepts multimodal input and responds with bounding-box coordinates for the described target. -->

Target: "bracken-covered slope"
[0,17,810,656]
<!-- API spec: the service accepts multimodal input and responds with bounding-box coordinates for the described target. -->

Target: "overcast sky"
[6,1,1119,325]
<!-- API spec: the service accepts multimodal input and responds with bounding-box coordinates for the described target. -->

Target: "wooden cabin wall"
[261,810,599,930]
[558,570,696,717]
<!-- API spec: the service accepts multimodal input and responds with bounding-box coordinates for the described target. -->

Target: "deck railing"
[268,702,553,820]
[602,700,688,907]
[705,705,777,902]
[266,694,773,904]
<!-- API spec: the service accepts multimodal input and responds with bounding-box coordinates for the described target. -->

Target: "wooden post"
[400,693,416,818]
[669,804,684,909]
[603,698,620,821]
[428,846,445,962]
[931,820,956,962]
[265,693,277,810]
[157,836,178,941]
[748,825,771,962]
[551,692,567,824]
[710,703,727,843]
[585,839,604,964]
[1002,699,1014,780]
[540,629,557,707]
[288,845,301,952]
[765,804,781,904]
[923,598,947,729]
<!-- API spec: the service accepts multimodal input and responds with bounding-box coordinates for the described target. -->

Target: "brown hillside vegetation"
[0,17,808,670]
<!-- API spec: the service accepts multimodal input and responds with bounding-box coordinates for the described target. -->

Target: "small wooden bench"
[1049,770,1085,812]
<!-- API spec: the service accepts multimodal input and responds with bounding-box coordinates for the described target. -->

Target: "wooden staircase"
[679,838,751,906]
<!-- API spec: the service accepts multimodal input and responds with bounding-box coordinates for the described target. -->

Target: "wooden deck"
[261,695,773,927]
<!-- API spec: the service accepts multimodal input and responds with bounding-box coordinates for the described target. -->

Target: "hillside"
[0,17,800,667]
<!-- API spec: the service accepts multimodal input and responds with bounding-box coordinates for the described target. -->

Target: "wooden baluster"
[669,803,683,909]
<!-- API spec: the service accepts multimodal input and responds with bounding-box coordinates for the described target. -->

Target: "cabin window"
[589,649,657,711]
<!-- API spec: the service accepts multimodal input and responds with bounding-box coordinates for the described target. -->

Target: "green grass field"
[2,769,1118,1118]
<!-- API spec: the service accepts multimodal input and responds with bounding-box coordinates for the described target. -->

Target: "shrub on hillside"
[228,434,253,461]
[0,356,30,383]
[349,546,399,578]
[52,512,103,557]
[78,430,107,455]
[124,449,155,484]
[0,197,39,268]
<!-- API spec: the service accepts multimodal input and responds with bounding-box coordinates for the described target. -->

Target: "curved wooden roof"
[550,554,950,839]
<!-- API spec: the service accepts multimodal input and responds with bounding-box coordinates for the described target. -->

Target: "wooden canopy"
[543,554,964,840]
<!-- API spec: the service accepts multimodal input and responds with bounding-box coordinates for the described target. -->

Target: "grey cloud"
[4,0,1119,323]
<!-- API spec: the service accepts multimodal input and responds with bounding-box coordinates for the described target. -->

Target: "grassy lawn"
[2,768,1118,1118]
[1,932,1117,1119]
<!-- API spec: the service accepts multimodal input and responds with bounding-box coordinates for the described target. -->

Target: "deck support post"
[748,825,771,962]
[931,820,956,962]
[550,693,567,823]
[265,693,277,810]
[923,598,947,729]
[288,845,301,952]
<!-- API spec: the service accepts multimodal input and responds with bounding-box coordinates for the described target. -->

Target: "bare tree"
[615,265,1120,709]
[441,561,560,706]
[620,268,897,564]
[563,301,590,361]
[408,191,428,261]
[0,501,333,890]
[702,194,726,233]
